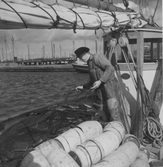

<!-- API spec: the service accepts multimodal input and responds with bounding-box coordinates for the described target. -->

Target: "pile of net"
[0,89,102,167]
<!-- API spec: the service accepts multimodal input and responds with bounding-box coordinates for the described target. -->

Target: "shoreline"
[0,64,75,72]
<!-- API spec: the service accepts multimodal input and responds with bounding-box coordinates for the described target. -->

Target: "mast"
[63,0,125,12]
[11,36,15,61]
[1,44,4,61]
[28,44,30,60]
[53,43,55,58]
[60,45,62,58]
[72,41,75,53]
[139,0,142,14]
[73,41,75,51]
[42,45,45,59]
[4,36,8,61]
[51,41,54,58]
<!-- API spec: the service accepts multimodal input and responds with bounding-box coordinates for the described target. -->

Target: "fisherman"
[75,47,123,122]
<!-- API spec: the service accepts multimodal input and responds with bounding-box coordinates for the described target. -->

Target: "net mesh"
[0,89,101,167]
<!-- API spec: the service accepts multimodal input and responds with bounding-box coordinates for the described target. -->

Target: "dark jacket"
[83,53,118,100]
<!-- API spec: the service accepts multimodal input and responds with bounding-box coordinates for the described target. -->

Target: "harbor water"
[0,71,89,117]
[0,70,162,122]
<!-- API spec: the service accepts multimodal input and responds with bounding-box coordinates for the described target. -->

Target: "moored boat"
[72,61,88,73]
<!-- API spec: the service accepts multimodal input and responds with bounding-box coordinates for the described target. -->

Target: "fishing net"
[0,89,103,167]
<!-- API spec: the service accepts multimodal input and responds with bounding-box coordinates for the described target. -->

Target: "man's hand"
[91,80,102,90]
[76,86,84,92]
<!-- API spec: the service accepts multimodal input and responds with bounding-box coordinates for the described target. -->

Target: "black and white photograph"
[0,0,162,166]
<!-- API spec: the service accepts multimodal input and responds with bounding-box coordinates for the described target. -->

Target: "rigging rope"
[143,117,163,148]
[31,2,56,29]
[1,0,27,28]
[64,88,96,105]
[108,38,131,133]
[69,8,86,32]
[0,0,147,30]
[151,0,160,25]
[117,35,163,147]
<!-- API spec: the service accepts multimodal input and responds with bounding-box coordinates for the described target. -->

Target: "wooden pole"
[51,41,54,58]
[137,31,144,76]
[12,36,15,61]
[133,31,144,142]
[53,43,55,58]
[28,44,30,60]
[42,45,45,59]
[1,44,4,61]
[63,0,125,12]
[73,41,75,52]
[60,45,62,58]
[4,36,8,61]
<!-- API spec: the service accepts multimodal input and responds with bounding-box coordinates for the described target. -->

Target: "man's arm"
[94,54,114,83]
[83,77,93,89]
[76,77,93,91]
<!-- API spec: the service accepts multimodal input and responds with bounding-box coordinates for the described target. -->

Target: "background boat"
[72,60,88,72]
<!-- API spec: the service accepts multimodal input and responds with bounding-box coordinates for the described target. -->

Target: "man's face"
[80,53,90,62]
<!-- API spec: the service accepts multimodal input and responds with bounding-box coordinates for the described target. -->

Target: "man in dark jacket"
[75,47,122,122]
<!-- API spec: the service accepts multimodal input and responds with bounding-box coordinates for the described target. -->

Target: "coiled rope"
[143,117,163,148]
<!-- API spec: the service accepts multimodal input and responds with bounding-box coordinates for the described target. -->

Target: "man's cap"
[74,47,89,58]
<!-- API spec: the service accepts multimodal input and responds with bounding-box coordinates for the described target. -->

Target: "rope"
[69,8,78,33]
[64,88,78,103]
[108,39,131,133]
[106,0,111,11]
[143,117,163,148]
[122,0,129,8]
[72,0,76,8]
[49,5,76,27]
[2,0,27,28]
[118,35,162,146]
[120,36,155,109]
[48,5,60,28]
[54,0,59,5]
[152,0,160,23]
[87,0,90,9]
[96,10,119,29]
[31,2,56,29]
[97,0,101,10]
[96,10,120,31]
[69,8,86,31]
[64,88,96,106]
[111,12,119,28]
[20,121,37,145]
[95,12,103,31]
[108,38,117,61]
[121,48,138,90]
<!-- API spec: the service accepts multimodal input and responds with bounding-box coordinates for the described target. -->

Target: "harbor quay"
[0,58,76,72]
[0,64,75,72]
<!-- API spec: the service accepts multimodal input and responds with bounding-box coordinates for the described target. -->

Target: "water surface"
[0,72,89,116]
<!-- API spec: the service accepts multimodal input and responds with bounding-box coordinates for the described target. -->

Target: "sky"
[0,0,162,60]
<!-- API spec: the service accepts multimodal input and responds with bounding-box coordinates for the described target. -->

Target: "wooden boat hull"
[72,63,88,73]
